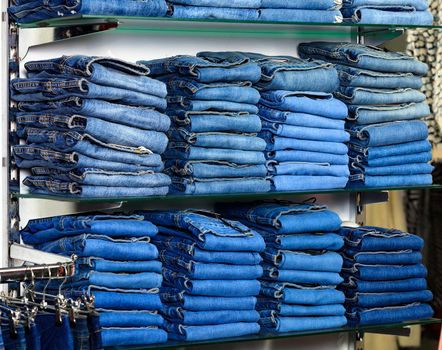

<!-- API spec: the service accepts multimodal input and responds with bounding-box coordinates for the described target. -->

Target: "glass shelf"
[110,318,442,350]
[17,15,442,40]
[11,184,442,203]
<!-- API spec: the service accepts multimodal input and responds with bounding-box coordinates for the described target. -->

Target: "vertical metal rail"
[7,13,20,263]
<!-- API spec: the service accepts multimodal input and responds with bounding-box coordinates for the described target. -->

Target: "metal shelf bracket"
[9,243,71,264]
[18,21,118,59]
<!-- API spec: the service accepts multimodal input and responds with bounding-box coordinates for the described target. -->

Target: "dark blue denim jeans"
[216,201,342,234]
[21,213,158,245]
[138,210,266,252]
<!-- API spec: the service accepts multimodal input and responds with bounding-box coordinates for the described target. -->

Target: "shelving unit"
[3,10,442,350]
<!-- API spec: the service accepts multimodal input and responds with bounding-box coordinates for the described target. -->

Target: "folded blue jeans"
[19,128,165,170]
[344,250,422,265]
[336,87,426,105]
[32,169,172,188]
[168,0,261,8]
[337,65,423,89]
[216,201,342,234]
[170,177,271,195]
[36,234,158,260]
[13,145,163,173]
[259,131,349,154]
[271,175,349,191]
[140,54,261,83]
[257,301,346,317]
[167,96,258,114]
[20,213,158,244]
[63,286,163,310]
[17,97,171,135]
[349,174,433,188]
[94,310,163,328]
[161,287,257,311]
[165,322,260,341]
[348,121,429,147]
[199,51,339,92]
[260,315,347,333]
[23,176,170,198]
[259,105,345,129]
[23,55,167,97]
[95,327,167,348]
[259,91,348,119]
[10,75,167,110]
[268,162,350,177]
[342,6,433,25]
[165,160,267,178]
[263,264,344,285]
[153,235,262,265]
[346,303,434,326]
[169,129,266,151]
[349,151,432,167]
[15,112,170,150]
[163,269,261,296]
[342,263,427,281]
[267,150,349,165]
[163,307,259,325]
[61,270,163,289]
[347,103,430,125]
[262,121,350,143]
[164,143,266,165]
[261,0,342,10]
[340,226,425,251]
[77,258,162,273]
[139,210,266,252]
[260,282,345,305]
[263,250,343,272]
[259,232,344,251]
[170,110,262,133]
[8,0,168,23]
[351,162,433,176]
[343,0,429,10]
[349,139,432,160]
[163,77,260,103]
[346,290,433,308]
[259,9,343,23]
[159,251,263,280]
[342,276,428,293]
[170,5,260,21]
[298,42,429,76]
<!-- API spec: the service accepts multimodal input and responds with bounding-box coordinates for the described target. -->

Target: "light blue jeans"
[298,42,429,76]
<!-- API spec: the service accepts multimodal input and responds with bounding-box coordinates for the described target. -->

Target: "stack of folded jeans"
[340,0,433,25]
[217,201,348,333]
[258,0,343,23]
[138,210,265,341]
[299,42,434,188]
[8,0,168,23]
[340,226,434,326]
[166,0,260,20]
[197,51,350,191]
[139,54,271,195]
[11,55,172,198]
[20,214,168,348]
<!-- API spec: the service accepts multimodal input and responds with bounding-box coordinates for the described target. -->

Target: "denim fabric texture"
[298,42,432,189]
[219,201,347,333]
[13,55,171,198]
[141,53,269,196]
[139,210,262,341]
[340,226,433,325]
[20,214,167,348]
[8,0,168,23]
